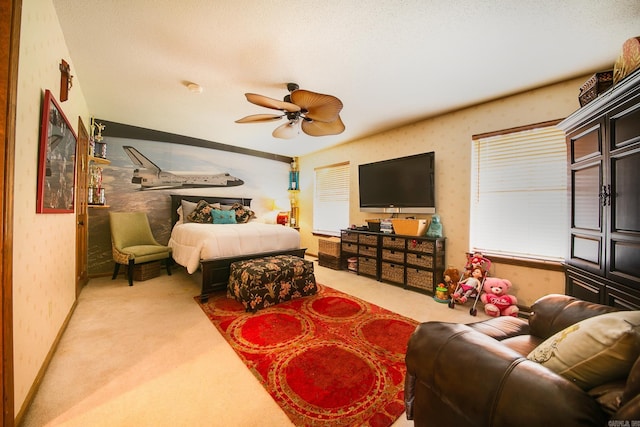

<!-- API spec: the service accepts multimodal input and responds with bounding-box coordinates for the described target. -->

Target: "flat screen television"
[358,152,435,213]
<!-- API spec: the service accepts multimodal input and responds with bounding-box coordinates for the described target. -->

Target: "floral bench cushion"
[227,255,317,312]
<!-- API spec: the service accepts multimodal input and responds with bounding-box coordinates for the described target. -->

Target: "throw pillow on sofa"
[527,311,640,390]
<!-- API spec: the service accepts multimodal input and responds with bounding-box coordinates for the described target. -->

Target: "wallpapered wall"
[87,137,291,276]
[14,0,91,414]
[13,0,594,417]
[298,76,588,307]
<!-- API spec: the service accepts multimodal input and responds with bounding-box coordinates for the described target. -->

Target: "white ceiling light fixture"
[186,82,203,93]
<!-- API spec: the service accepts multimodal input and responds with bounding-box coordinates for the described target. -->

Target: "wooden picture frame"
[36,89,78,213]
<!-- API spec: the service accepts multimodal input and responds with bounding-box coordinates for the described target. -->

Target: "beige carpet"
[20,257,488,427]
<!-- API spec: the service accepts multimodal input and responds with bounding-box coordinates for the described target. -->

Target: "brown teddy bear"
[442,267,461,299]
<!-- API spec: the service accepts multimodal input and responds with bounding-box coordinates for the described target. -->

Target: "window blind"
[470,124,567,260]
[313,162,350,236]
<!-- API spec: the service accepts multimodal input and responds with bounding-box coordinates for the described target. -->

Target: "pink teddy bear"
[480,277,519,317]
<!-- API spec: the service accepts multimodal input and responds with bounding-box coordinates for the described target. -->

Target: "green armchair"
[109,212,172,286]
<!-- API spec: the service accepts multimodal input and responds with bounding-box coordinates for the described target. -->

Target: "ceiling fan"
[235,83,345,139]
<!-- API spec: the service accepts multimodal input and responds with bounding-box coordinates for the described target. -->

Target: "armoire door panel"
[571,164,602,231]
[571,234,601,266]
[610,239,640,282]
[611,103,640,148]
[611,150,640,233]
[570,125,602,163]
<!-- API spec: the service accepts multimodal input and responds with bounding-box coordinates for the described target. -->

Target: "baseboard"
[14,298,78,425]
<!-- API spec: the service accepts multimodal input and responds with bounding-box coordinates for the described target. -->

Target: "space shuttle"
[123,146,244,189]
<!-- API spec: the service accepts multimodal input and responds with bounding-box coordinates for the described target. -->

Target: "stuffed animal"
[480,277,518,317]
[440,268,460,299]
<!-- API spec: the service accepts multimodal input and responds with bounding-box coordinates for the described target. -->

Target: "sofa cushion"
[501,335,543,356]
[467,316,529,341]
[527,311,640,390]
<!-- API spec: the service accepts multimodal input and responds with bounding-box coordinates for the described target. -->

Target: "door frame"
[1,0,20,424]
[76,118,89,295]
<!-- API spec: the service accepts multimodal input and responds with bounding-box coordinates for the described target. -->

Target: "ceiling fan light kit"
[186,82,203,93]
[236,83,344,139]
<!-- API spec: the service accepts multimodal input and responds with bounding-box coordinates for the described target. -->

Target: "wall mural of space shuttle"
[123,145,244,189]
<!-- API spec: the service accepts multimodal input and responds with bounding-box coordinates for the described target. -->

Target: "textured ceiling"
[52,0,640,157]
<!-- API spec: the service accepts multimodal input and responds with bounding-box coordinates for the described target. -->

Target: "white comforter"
[168,222,301,274]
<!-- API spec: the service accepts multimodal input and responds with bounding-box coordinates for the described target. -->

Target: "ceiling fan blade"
[235,114,283,123]
[272,121,300,139]
[290,90,343,122]
[245,93,301,112]
[301,116,345,137]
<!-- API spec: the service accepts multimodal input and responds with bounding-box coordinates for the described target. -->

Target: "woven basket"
[382,249,404,263]
[407,239,434,253]
[342,242,358,255]
[359,234,378,246]
[358,257,377,277]
[407,268,434,292]
[318,254,341,270]
[131,261,161,281]
[318,237,341,257]
[382,236,405,250]
[341,230,358,243]
[381,262,404,284]
[359,245,377,257]
[406,253,433,269]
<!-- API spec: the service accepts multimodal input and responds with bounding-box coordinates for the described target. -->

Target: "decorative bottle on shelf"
[288,158,299,191]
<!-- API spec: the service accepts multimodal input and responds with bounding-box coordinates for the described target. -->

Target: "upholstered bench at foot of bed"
[227,255,317,312]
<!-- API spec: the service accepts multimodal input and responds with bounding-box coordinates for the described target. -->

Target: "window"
[470,121,567,260]
[313,162,350,236]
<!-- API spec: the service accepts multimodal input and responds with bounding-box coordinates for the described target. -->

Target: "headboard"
[170,194,253,227]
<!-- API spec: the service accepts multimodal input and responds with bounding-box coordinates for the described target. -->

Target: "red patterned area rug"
[196,283,418,427]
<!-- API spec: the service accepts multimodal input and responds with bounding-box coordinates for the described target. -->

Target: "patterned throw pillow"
[527,311,640,390]
[211,209,237,224]
[231,203,255,223]
[187,200,215,223]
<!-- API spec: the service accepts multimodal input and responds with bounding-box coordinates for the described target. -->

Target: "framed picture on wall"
[36,89,78,213]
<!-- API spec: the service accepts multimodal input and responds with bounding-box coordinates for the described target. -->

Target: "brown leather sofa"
[404,294,640,426]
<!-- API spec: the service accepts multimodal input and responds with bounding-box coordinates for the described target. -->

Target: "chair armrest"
[528,294,618,339]
[405,322,607,427]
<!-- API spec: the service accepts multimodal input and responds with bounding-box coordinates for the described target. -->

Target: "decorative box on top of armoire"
[557,67,640,310]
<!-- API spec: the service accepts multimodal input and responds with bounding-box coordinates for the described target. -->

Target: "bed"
[168,194,306,302]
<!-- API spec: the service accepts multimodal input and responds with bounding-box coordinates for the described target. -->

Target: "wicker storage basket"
[359,245,377,257]
[341,230,358,243]
[382,249,404,263]
[407,239,434,253]
[382,236,405,250]
[342,242,358,255]
[359,234,378,245]
[318,237,341,257]
[318,254,341,270]
[406,253,433,269]
[358,257,377,277]
[381,262,404,284]
[407,268,434,292]
[131,261,161,281]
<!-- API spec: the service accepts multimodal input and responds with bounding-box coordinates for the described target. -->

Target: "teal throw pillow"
[211,209,237,224]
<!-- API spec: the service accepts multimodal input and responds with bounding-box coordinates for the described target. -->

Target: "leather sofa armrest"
[528,294,618,339]
[405,321,607,427]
